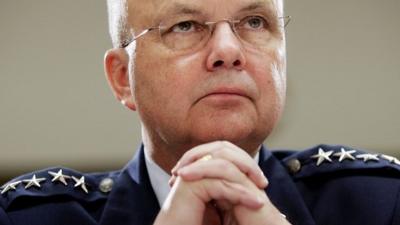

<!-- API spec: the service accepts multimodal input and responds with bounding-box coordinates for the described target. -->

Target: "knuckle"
[208,181,225,199]
[216,141,226,149]
[221,140,231,146]
[216,159,235,173]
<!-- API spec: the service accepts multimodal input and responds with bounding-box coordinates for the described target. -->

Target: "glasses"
[121,15,291,52]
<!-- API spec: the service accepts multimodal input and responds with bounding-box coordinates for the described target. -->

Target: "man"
[1,0,399,224]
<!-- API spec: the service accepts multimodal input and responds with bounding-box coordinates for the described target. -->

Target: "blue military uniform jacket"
[1,144,400,225]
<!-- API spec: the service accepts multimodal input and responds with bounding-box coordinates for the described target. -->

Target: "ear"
[104,48,136,111]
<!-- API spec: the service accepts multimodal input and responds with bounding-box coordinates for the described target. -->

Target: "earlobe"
[104,49,137,111]
[120,98,136,111]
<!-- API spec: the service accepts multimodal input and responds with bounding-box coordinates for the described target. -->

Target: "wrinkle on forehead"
[128,0,283,22]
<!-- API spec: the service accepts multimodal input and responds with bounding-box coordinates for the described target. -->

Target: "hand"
[153,176,264,225]
[170,141,291,225]
[153,141,266,225]
[170,141,268,189]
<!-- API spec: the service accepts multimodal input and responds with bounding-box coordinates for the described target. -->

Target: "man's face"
[127,0,286,151]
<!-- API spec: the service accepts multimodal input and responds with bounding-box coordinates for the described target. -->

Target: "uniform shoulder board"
[0,167,120,210]
[276,144,400,179]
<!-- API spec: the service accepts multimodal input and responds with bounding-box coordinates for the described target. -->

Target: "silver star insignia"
[380,154,400,165]
[356,154,380,162]
[311,148,334,166]
[333,148,356,162]
[72,176,89,194]
[48,169,71,185]
[1,181,22,195]
[22,175,46,189]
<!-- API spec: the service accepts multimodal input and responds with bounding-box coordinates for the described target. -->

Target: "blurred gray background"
[1,0,399,183]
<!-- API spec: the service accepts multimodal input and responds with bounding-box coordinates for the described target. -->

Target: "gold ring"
[199,154,213,162]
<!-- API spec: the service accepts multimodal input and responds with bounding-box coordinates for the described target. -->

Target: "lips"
[205,87,248,97]
[196,86,252,104]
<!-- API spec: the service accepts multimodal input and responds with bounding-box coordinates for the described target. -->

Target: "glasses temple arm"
[121,27,157,48]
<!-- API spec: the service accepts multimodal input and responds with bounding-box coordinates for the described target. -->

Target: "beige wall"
[0,0,399,176]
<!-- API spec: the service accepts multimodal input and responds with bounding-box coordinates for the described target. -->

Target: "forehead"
[128,0,282,23]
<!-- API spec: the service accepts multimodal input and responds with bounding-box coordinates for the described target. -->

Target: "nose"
[206,23,246,71]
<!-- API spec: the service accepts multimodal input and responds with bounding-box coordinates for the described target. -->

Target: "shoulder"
[273,144,400,178]
[273,144,400,224]
[0,167,120,224]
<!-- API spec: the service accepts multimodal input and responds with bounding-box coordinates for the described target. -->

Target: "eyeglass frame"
[120,15,291,49]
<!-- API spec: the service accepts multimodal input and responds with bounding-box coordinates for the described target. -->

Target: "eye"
[171,21,197,33]
[242,16,268,30]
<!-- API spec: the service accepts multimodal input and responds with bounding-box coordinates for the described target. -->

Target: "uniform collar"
[99,145,160,225]
[259,146,316,225]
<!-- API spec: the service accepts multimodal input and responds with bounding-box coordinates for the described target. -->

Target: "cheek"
[131,47,169,114]
[248,52,286,99]
[271,46,287,104]
[162,52,206,98]
[133,46,203,115]
[271,62,287,105]
[245,48,286,121]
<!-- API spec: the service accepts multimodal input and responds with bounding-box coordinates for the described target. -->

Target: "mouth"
[196,87,252,105]
[206,89,248,97]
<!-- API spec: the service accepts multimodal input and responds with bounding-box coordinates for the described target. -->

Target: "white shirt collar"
[144,147,260,207]
[144,149,171,207]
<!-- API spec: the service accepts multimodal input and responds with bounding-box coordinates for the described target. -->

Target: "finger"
[168,175,177,187]
[172,158,249,187]
[171,142,221,175]
[172,141,268,188]
[174,141,267,188]
[186,179,265,209]
[177,158,249,185]
[219,141,268,188]
[220,141,268,188]
[233,196,292,225]
[201,179,265,210]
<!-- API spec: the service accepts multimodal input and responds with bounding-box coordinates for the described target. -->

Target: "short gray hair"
[106,0,131,48]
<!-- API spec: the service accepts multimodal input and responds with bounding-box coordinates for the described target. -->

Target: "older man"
[1,0,399,225]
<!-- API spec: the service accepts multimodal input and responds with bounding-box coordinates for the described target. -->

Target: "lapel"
[99,146,160,225]
[259,147,316,225]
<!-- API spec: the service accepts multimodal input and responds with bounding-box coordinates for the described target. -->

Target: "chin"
[184,108,275,148]
[189,120,256,144]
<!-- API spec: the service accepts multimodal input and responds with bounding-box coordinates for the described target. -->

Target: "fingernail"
[169,174,177,186]
[260,171,269,187]
[171,167,178,176]
[264,177,269,186]
[171,161,181,174]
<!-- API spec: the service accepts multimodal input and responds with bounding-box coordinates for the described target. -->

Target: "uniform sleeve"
[0,206,12,225]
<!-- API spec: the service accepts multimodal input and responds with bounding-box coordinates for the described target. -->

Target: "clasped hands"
[153,141,291,225]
